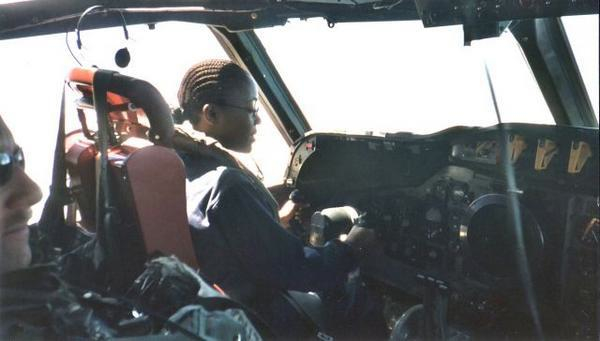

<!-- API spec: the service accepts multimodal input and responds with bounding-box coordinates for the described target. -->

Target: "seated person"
[173,59,300,228]
[175,60,384,337]
[0,116,43,274]
[0,115,262,340]
[0,115,112,339]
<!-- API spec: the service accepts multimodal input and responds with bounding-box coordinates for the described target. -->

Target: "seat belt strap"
[37,83,74,260]
[92,70,124,286]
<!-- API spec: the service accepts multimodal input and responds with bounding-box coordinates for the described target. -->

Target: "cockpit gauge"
[460,193,544,282]
[424,206,444,241]
[431,180,448,201]
[286,136,317,185]
[452,141,498,165]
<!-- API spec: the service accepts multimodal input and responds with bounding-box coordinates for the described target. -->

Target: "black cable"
[484,64,502,124]
[75,5,129,50]
[74,5,131,68]
[484,61,544,340]
[65,31,82,66]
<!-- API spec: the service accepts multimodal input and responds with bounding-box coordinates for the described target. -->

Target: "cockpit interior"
[1,0,598,339]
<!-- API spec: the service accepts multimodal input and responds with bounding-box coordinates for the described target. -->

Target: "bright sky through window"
[0,16,598,223]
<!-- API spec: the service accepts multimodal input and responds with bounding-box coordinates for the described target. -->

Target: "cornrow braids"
[175,59,250,125]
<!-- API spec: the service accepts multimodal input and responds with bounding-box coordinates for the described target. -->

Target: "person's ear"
[201,103,219,125]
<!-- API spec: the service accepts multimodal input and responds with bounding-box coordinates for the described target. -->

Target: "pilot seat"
[60,67,324,337]
[63,67,197,291]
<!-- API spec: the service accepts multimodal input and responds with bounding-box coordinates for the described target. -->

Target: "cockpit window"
[0,22,289,221]
[561,14,599,120]
[257,19,554,135]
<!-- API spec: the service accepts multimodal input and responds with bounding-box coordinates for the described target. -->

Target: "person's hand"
[279,200,310,229]
[343,225,379,259]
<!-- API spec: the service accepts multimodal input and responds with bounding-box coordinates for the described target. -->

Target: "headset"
[75,5,131,68]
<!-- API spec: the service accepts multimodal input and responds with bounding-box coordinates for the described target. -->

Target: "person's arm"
[278,199,310,229]
[209,172,356,293]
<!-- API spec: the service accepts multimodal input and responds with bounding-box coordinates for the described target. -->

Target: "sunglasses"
[215,100,259,122]
[0,147,25,187]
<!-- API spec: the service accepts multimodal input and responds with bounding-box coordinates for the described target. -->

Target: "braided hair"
[174,59,251,125]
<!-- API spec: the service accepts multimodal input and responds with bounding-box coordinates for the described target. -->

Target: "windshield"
[562,14,599,119]
[0,22,290,221]
[257,19,558,135]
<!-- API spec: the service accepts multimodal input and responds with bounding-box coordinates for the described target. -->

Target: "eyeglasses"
[215,100,259,122]
[0,147,25,187]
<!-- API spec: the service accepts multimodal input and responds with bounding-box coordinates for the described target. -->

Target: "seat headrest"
[68,67,174,147]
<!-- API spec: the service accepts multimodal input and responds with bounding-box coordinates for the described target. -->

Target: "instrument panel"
[285,123,599,338]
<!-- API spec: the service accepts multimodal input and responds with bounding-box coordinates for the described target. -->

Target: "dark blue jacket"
[187,166,357,302]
